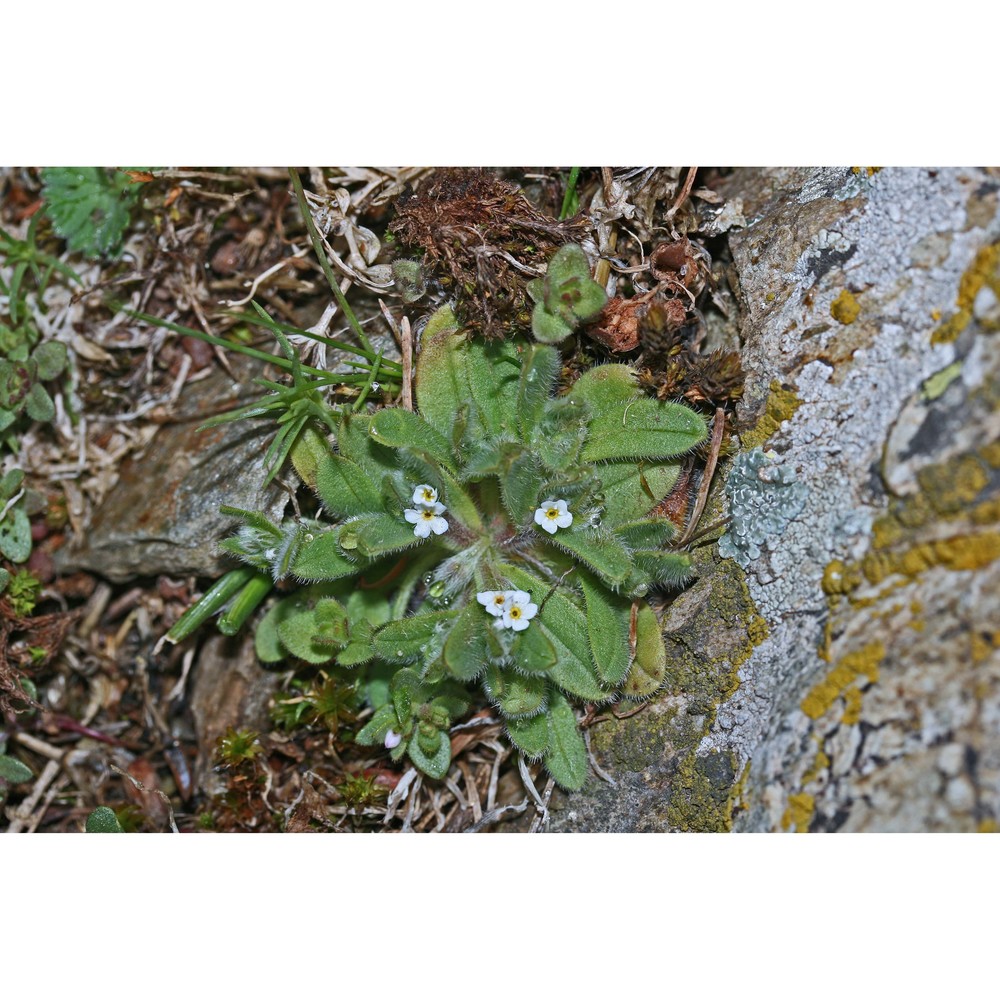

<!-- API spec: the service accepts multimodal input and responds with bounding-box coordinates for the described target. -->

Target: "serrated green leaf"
[622,600,667,699]
[372,610,459,664]
[291,531,360,582]
[542,526,633,587]
[506,712,550,759]
[442,602,490,681]
[0,754,33,784]
[315,454,385,518]
[0,409,15,433]
[583,398,707,462]
[85,806,124,833]
[369,408,455,470]
[598,460,683,526]
[544,693,588,791]
[407,727,451,780]
[0,506,31,562]
[484,665,547,719]
[579,570,631,686]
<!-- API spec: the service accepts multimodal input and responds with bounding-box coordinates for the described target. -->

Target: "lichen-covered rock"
[549,167,1000,832]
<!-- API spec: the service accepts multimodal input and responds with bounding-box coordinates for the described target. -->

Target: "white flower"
[477,590,511,617]
[412,484,439,507]
[502,591,538,632]
[534,498,573,535]
[404,502,449,538]
[384,729,402,749]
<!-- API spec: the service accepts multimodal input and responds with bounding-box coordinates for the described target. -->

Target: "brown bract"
[390,168,587,340]
[587,296,643,353]
[650,236,710,298]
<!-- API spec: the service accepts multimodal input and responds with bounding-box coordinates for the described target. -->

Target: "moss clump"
[781,792,815,832]
[801,641,884,721]
[661,559,769,721]
[740,379,803,451]
[665,749,738,833]
[930,241,1000,344]
[830,289,861,325]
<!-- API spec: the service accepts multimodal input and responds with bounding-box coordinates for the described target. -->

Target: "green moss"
[661,559,768,723]
[830,289,861,325]
[740,379,803,451]
[665,749,739,833]
[931,241,1000,344]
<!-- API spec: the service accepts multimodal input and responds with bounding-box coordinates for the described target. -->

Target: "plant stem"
[287,168,373,356]
[559,167,581,221]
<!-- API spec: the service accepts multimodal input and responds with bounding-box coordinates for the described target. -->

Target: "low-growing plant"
[40,167,143,260]
[171,300,707,790]
[527,243,607,344]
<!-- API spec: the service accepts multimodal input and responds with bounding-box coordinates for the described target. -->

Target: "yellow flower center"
[509,606,522,619]
[420,488,435,502]
[420,510,435,521]
[493,594,506,606]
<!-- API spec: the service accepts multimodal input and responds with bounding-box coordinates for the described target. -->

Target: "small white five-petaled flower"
[477,589,538,631]
[477,590,511,617]
[412,484,439,506]
[534,498,573,535]
[404,502,449,538]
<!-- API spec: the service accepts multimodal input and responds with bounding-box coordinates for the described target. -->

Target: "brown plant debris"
[390,168,587,340]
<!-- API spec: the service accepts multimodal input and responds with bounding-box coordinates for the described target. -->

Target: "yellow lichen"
[930,241,1000,345]
[740,380,803,451]
[830,289,861,325]
[916,455,990,515]
[801,641,884,721]
[781,792,815,832]
[822,559,862,596]
[862,531,1000,584]
[978,819,1000,833]
[980,441,1000,469]
[841,686,864,725]
[802,743,831,784]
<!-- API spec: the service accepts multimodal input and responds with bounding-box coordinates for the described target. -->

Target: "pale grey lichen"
[718,448,808,569]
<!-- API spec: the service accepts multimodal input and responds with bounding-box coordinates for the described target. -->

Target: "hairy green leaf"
[544,692,588,791]
[506,712,550,760]
[315,454,385,518]
[407,727,451,780]
[579,570,631,686]
[372,610,459,664]
[583,398,707,462]
[484,665,547,719]
[622,600,667,698]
